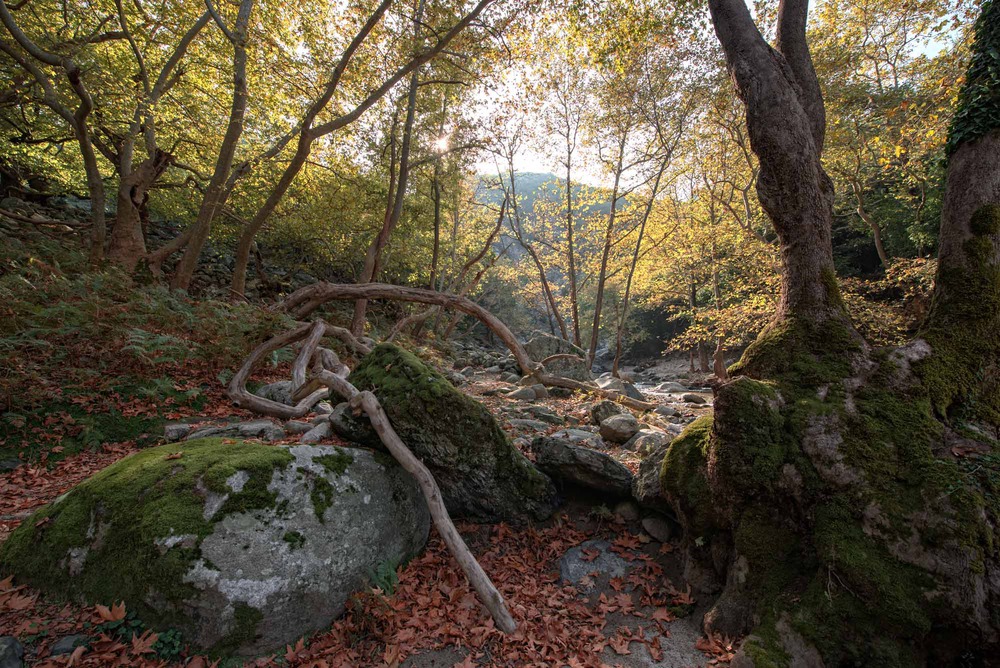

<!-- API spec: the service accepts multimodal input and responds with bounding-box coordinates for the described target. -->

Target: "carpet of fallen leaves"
[0,437,735,668]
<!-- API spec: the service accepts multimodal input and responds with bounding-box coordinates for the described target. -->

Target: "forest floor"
[0,359,730,668]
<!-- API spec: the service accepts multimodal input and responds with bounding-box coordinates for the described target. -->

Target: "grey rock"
[595,377,646,402]
[0,443,429,656]
[682,393,707,405]
[653,405,678,418]
[653,382,687,393]
[328,403,380,447]
[447,372,467,387]
[550,429,604,449]
[501,372,521,384]
[0,636,23,668]
[509,419,550,432]
[0,459,20,473]
[521,405,564,425]
[254,381,295,406]
[187,419,285,442]
[632,444,672,514]
[623,430,672,454]
[164,423,194,442]
[284,420,314,435]
[600,413,640,444]
[559,539,630,587]
[484,365,501,373]
[641,516,674,543]
[531,384,549,399]
[614,500,641,522]
[590,399,629,426]
[314,401,334,415]
[595,375,627,393]
[299,421,332,444]
[530,436,633,495]
[523,332,591,381]
[50,634,89,656]
[507,387,537,401]
[350,344,557,522]
[623,381,647,402]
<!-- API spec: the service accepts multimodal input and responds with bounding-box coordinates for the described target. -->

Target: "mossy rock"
[660,332,1000,666]
[0,439,429,656]
[350,343,559,521]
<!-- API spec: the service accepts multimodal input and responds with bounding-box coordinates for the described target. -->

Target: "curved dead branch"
[229,319,518,633]
[275,282,657,410]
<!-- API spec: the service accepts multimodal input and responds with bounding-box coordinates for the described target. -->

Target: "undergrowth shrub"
[0,267,291,459]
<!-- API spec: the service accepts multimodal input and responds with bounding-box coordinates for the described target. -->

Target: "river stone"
[50,634,89,656]
[600,413,640,444]
[507,386,538,401]
[523,332,592,381]
[550,429,604,449]
[350,344,558,521]
[0,637,22,668]
[529,436,633,495]
[0,439,428,656]
[559,539,631,587]
[254,381,295,406]
[623,429,672,454]
[590,399,629,426]
[186,419,285,442]
[632,443,672,514]
[682,393,707,405]
[328,402,380,447]
[595,376,647,402]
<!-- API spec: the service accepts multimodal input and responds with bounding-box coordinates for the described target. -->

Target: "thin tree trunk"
[850,180,890,267]
[587,138,626,368]
[166,0,255,289]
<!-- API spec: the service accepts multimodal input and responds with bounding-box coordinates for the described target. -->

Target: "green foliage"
[368,557,400,595]
[947,0,1000,155]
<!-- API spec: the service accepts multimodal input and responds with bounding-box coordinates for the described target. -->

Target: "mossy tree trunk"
[660,1,1000,665]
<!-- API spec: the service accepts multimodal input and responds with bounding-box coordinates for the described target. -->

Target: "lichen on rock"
[0,438,429,656]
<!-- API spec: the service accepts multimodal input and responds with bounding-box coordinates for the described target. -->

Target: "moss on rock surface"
[350,343,558,521]
[0,439,430,656]
[0,437,291,625]
[660,323,1000,666]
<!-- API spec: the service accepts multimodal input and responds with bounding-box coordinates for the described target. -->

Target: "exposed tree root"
[229,319,517,633]
[274,281,656,410]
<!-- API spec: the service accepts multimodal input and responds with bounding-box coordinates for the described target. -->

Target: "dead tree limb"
[229,320,519,633]
[275,282,657,411]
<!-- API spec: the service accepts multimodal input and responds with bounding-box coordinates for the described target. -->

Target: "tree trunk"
[657,1,1000,665]
[165,0,255,290]
[851,180,890,267]
[586,138,626,369]
[107,149,172,270]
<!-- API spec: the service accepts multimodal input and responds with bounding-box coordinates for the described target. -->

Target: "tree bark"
[587,136,626,368]
[165,0,255,289]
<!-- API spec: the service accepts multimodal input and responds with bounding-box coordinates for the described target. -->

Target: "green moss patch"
[349,343,556,521]
[0,438,292,632]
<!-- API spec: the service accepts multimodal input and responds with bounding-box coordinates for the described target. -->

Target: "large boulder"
[523,331,592,381]
[0,439,428,656]
[529,436,633,495]
[349,344,558,521]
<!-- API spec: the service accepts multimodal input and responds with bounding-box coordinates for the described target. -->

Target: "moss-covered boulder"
[350,343,559,521]
[0,439,428,656]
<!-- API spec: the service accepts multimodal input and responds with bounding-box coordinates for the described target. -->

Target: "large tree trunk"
[657,0,1000,665]
[106,149,172,270]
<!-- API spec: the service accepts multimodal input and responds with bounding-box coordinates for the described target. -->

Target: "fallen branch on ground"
[229,319,518,633]
[274,282,656,410]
